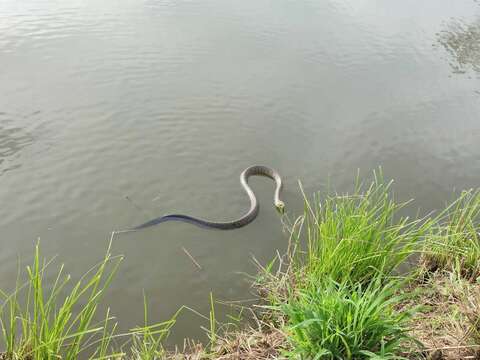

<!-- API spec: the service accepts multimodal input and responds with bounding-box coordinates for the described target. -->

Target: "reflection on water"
[438,17,480,76]
[0,0,479,346]
[0,115,34,175]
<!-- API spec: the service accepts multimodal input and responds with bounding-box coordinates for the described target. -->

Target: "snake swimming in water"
[120,165,284,232]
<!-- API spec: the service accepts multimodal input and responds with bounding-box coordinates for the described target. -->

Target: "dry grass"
[169,322,288,360]
[207,326,287,360]
[400,272,480,360]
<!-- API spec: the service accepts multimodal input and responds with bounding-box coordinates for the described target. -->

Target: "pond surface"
[1,0,479,345]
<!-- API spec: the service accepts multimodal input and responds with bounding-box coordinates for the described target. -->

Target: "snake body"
[124,165,284,232]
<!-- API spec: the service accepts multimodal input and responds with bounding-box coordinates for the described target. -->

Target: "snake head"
[275,201,285,215]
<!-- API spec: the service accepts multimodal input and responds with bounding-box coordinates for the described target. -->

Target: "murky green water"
[1,0,479,344]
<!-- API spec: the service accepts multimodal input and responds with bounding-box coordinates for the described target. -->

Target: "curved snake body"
[123,165,284,232]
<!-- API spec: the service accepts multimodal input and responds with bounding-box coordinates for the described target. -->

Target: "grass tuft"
[0,238,180,360]
[291,170,433,287]
[0,241,123,360]
[280,275,415,360]
[421,189,480,280]
[254,171,429,359]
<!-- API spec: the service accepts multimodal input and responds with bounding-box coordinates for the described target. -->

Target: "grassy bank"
[1,172,480,359]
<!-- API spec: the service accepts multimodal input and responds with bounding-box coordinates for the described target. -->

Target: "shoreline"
[1,172,480,359]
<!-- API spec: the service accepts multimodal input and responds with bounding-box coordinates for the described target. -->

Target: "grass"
[252,172,430,359]
[288,171,434,287]
[421,189,480,280]
[0,241,122,360]
[403,271,480,359]
[279,275,415,360]
[0,238,181,360]
[1,170,480,359]
[128,295,178,360]
[253,171,480,359]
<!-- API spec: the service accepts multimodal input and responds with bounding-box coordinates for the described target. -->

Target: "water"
[0,0,479,345]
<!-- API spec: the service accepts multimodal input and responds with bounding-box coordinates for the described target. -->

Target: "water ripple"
[0,0,479,346]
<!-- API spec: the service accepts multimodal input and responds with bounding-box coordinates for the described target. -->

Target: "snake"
[119,165,284,232]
